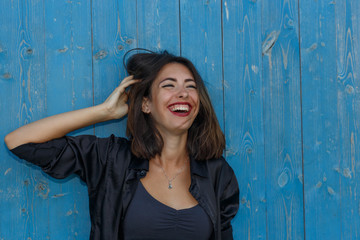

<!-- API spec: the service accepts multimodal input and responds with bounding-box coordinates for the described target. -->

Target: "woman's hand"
[102,75,139,119]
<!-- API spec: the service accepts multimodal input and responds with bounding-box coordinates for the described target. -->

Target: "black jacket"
[11,135,239,240]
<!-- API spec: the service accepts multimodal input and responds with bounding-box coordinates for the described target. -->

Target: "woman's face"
[142,63,200,136]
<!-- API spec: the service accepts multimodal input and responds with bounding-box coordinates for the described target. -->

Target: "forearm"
[5,103,113,150]
[5,75,137,150]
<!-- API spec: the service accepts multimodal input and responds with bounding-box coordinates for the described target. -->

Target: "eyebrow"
[159,78,196,85]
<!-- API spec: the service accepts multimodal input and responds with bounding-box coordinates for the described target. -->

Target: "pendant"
[168,182,173,189]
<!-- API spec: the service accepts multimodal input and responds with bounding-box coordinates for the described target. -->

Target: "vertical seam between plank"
[90,0,95,134]
[43,0,48,116]
[297,0,306,239]
[220,0,226,158]
[136,0,138,48]
[178,0,182,55]
[42,1,51,235]
[335,3,342,239]
[260,1,269,239]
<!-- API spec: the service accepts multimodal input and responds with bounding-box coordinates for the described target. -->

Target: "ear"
[142,97,150,114]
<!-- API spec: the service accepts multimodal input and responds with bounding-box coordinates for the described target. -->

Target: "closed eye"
[187,85,197,89]
[162,84,174,88]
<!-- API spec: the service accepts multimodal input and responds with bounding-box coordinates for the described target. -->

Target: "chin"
[162,123,192,136]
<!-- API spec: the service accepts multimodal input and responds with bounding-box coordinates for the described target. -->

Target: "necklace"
[159,159,188,190]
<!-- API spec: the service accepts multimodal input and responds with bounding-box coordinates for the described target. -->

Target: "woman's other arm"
[5,76,138,150]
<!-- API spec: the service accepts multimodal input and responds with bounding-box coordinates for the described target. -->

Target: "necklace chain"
[159,159,188,190]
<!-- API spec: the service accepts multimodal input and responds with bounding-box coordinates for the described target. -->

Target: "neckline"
[139,181,199,212]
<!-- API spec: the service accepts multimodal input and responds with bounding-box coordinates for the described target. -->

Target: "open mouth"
[168,103,192,115]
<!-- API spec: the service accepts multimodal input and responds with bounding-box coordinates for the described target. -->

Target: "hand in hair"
[102,75,139,120]
[4,76,139,150]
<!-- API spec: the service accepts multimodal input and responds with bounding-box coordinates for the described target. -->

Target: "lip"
[167,102,193,117]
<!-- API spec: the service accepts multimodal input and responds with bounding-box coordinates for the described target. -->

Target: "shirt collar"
[190,155,208,178]
[128,155,149,171]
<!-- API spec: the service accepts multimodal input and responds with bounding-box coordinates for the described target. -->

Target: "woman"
[5,51,239,240]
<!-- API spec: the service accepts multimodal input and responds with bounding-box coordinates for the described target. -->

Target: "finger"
[121,75,134,82]
[120,75,137,85]
[118,78,140,90]
[114,80,138,98]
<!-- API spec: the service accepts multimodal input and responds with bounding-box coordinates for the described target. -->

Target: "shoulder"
[86,134,132,161]
[205,157,235,177]
[64,134,132,161]
[106,134,131,148]
[193,156,236,186]
[203,157,238,193]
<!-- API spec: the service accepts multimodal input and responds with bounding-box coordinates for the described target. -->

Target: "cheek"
[148,94,168,113]
[192,92,200,107]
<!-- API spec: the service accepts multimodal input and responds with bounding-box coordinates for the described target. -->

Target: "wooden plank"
[44,0,92,238]
[299,0,340,239]
[0,0,47,238]
[180,0,224,129]
[0,0,25,238]
[336,1,360,239]
[222,0,266,239]
[137,0,180,54]
[262,0,304,239]
[92,0,137,137]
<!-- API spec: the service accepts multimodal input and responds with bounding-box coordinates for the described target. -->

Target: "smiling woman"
[4,50,239,240]
[126,52,226,161]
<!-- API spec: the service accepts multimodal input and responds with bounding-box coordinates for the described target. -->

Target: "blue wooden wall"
[1,0,359,239]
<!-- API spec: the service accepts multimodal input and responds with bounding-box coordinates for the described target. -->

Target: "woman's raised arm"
[5,76,138,150]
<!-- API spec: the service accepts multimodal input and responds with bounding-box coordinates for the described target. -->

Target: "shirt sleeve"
[10,135,121,188]
[219,162,239,240]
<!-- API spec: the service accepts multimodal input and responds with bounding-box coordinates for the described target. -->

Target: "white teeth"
[170,104,189,112]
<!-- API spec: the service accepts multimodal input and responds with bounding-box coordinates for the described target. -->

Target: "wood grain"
[336,1,360,239]
[223,0,266,239]
[262,0,304,239]
[137,0,180,54]
[2,0,360,239]
[43,1,93,239]
[0,0,26,238]
[180,0,224,128]
[92,0,136,137]
[300,0,340,239]
[0,0,48,238]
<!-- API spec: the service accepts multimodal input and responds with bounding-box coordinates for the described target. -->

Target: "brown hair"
[125,50,225,160]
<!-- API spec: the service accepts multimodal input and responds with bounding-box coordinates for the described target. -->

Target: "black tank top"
[122,182,213,240]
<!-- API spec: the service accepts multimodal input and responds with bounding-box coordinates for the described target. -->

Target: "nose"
[177,86,189,98]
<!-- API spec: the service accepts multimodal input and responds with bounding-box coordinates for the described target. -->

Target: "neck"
[155,130,188,168]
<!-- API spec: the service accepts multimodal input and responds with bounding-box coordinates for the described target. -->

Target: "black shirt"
[11,135,239,240]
